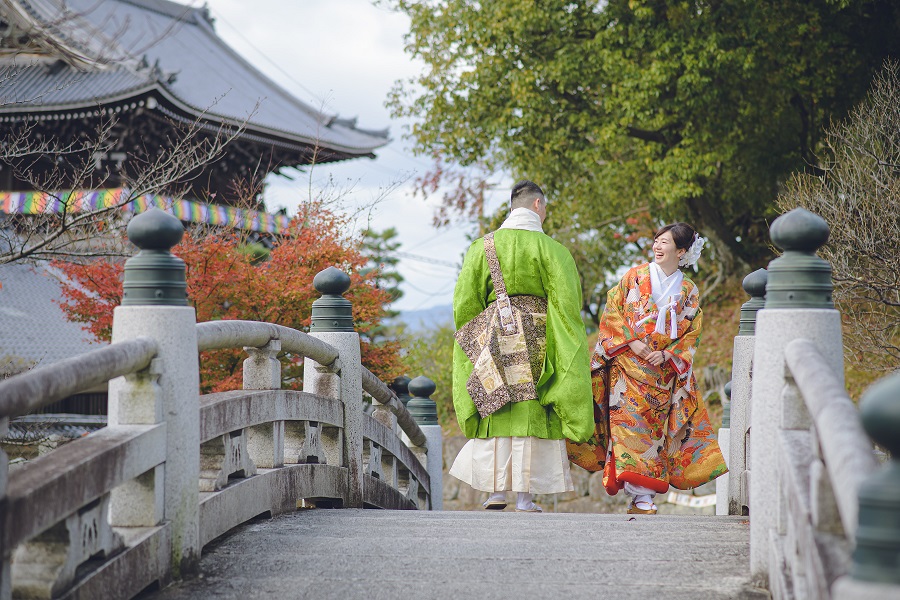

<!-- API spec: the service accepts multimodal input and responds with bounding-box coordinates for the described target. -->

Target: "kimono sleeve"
[451,240,488,436]
[597,270,639,359]
[540,244,594,443]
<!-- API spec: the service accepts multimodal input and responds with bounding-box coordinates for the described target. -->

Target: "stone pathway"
[144,509,768,600]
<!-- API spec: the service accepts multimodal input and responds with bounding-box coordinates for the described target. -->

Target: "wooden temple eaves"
[0,0,390,202]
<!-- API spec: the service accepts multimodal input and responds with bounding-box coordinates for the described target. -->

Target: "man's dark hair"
[510,180,545,210]
[654,222,697,250]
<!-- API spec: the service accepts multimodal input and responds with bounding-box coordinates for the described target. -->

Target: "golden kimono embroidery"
[567,263,727,494]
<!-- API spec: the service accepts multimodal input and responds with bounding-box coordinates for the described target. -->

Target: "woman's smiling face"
[652,231,685,271]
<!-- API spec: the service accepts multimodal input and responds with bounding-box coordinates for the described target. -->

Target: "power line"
[405,220,470,252]
[403,278,456,300]
[392,250,459,268]
[207,6,328,108]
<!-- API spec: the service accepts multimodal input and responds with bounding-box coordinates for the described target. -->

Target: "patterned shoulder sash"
[455,232,549,418]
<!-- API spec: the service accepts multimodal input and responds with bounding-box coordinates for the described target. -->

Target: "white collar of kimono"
[649,261,683,304]
[640,262,684,339]
[499,207,544,232]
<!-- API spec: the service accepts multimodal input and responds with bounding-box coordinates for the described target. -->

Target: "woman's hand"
[628,340,651,359]
[647,351,669,367]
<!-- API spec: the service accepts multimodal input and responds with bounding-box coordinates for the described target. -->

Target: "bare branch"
[778,60,900,373]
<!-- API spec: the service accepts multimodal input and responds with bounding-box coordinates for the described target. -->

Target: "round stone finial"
[738,268,767,335]
[769,207,830,253]
[407,375,438,425]
[724,380,732,399]
[313,267,351,297]
[391,375,411,395]
[310,267,354,332]
[765,208,833,310]
[390,375,412,407]
[742,268,768,299]
[127,207,184,251]
[408,376,436,398]
[121,208,188,306]
[851,370,900,584]
[859,372,900,457]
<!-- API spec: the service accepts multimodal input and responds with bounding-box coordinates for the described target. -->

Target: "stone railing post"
[244,340,284,468]
[832,372,900,598]
[303,267,363,508]
[371,378,399,433]
[749,208,843,588]
[1,416,9,600]
[715,381,731,516]
[728,268,766,516]
[108,207,200,580]
[407,376,443,510]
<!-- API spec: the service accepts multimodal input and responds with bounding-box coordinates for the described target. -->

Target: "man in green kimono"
[448,180,593,512]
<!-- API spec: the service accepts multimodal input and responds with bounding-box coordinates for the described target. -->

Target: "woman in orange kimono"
[568,223,727,514]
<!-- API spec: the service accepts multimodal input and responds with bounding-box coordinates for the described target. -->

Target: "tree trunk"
[685,194,752,278]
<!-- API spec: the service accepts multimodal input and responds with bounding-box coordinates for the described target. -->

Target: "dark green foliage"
[387,0,900,284]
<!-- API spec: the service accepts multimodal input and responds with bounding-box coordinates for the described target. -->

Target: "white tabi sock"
[633,494,655,509]
[516,492,536,510]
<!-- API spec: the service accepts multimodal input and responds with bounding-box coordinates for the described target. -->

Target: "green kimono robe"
[452,229,593,443]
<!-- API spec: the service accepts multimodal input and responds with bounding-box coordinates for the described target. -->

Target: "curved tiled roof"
[0,260,103,371]
[0,0,390,156]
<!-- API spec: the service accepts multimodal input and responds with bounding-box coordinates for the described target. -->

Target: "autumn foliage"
[54,202,403,392]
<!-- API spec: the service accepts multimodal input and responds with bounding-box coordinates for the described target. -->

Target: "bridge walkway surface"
[143,509,768,600]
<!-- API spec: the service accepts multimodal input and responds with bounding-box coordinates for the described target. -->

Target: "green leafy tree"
[403,320,457,432]
[386,0,900,290]
[360,226,405,341]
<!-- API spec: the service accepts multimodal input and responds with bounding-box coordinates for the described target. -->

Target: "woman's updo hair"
[654,222,697,250]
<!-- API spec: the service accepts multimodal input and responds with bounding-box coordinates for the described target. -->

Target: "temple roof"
[0,259,102,374]
[0,0,390,159]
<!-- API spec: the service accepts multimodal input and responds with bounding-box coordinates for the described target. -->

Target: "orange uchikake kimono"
[567,263,727,495]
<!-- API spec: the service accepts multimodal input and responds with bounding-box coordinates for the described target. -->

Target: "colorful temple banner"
[0,188,292,234]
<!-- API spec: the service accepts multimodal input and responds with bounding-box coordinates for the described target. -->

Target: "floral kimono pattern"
[567,263,727,494]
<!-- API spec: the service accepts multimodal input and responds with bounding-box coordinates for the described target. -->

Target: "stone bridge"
[0,208,898,600]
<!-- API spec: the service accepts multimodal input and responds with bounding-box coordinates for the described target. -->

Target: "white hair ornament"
[678,234,705,270]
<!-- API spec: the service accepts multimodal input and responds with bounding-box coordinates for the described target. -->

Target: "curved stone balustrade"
[194,319,428,449]
[0,277,440,600]
[740,207,900,600]
[196,320,339,366]
[783,339,878,537]
[0,205,442,600]
[0,337,159,418]
[0,335,164,600]
[4,425,167,595]
[361,367,427,447]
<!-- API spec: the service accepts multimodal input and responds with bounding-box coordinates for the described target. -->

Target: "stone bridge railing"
[0,208,443,600]
[724,208,900,600]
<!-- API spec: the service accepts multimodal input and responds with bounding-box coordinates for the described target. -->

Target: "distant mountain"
[396,304,453,333]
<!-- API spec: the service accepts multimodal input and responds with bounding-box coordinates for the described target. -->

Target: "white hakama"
[448,436,574,494]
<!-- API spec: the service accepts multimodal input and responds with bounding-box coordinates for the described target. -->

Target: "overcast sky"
[201,0,508,312]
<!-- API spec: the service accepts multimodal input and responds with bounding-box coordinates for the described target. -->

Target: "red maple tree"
[54,202,404,392]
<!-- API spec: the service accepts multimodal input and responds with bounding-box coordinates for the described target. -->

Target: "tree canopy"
[387,0,900,303]
[55,203,404,392]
